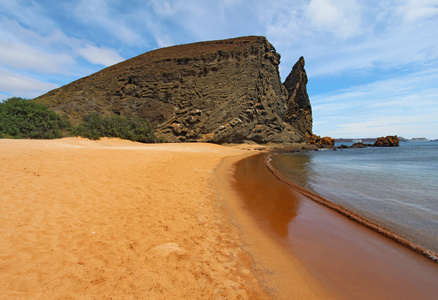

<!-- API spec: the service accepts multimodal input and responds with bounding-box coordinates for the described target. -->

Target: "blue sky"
[1,0,437,139]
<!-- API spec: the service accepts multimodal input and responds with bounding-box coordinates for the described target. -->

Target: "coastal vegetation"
[0,97,162,143]
[0,97,69,139]
[72,112,160,143]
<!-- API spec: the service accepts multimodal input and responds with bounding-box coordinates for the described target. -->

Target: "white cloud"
[77,45,124,66]
[148,0,180,16]
[257,2,307,43]
[0,14,126,78]
[155,35,175,48]
[312,69,438,138]
[145,0,257,45]
[397,0,438,22]
[0,1,56,35]
[141,16,176,49]
[72,0,144,45]
[325,112,438,139]
[0,68,58,98]
[304,0,362,39]
[257,0,438,80]
[0,40,74,74]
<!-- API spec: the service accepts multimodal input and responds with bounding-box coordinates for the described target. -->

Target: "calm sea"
[270,141,438,254]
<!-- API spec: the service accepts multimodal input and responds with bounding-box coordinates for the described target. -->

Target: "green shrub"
[0,97,70,139]
[0,97,162,143]
[72,112,160,143]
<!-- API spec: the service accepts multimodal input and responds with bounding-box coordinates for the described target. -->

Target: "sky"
[1,0,438,139]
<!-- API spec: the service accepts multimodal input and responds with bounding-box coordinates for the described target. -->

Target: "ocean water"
[270,141,438,254]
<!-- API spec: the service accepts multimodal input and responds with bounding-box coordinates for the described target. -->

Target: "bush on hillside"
[0,97,70,139]
[72,112,160,143]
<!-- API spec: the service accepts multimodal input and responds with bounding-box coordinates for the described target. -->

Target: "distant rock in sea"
[35,36,314,144]
[307,134,335,147]
[374,136,400,147]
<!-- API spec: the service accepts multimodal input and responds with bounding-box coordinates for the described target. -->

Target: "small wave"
[265,153,438,263]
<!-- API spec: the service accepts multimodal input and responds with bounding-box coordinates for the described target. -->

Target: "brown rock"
[320,136,335,146]
[306,133,335,147]
[35,36,310,144]
[352,142,366,148]
[283,56,313,137]
[374,135,400,147]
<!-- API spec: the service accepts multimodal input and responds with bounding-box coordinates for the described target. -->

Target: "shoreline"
[0,138,270,298]
[2,138,436,298]
[265,152,438,262]
[215,153,333,299]
[231,153,438,299]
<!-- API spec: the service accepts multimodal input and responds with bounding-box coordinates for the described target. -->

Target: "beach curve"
[265,152,438,263]
[0,138,271,298]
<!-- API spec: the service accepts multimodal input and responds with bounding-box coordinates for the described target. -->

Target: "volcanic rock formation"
[35,36,313,144]
[283,56,312,137]
[307,134,335,147]
[374,135,400,147]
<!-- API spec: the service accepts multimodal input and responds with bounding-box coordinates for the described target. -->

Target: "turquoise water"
[270,142,438,254]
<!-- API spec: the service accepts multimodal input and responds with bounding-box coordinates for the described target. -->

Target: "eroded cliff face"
[35,36,312,144]
[283,56,313,137]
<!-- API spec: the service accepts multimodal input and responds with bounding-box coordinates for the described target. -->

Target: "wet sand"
[0,138,336,299]
[3,138,435,299]
[216,154,334,299]
[231,153,438,299]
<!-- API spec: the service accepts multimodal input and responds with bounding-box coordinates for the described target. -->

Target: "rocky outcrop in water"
[374,135,400,147]
[35,36,313,144]
[307,133,335,147]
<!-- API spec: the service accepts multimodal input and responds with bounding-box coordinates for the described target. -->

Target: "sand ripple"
[0,138,267,299]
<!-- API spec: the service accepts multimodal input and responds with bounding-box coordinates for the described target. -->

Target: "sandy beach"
[0,138,329,299]
[4,138,436,299]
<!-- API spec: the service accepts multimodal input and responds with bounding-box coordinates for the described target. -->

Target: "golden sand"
[0,138,329,299]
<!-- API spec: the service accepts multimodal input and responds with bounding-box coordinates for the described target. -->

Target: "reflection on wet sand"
[232,153,301,238]
[232,152,438,299]
[268,152,314,190]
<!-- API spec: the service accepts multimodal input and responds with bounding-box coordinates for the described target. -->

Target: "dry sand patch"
[0,138,267,299]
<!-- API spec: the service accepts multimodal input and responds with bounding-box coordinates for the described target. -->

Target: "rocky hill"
[35,36,312,144]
